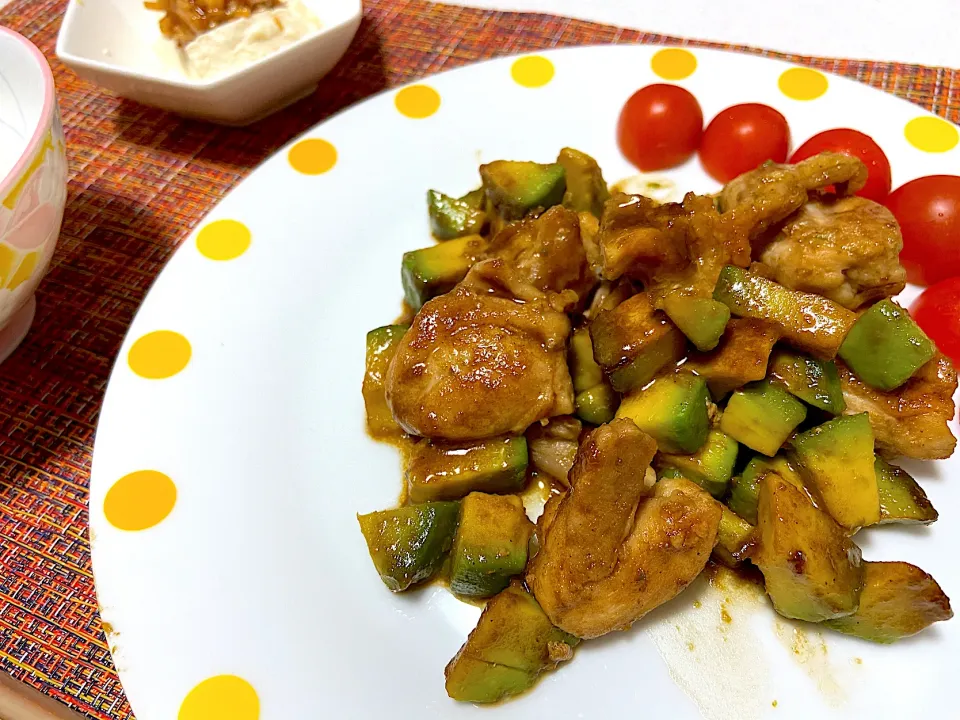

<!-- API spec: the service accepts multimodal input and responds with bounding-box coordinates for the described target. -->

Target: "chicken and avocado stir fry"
[358,149,955,704]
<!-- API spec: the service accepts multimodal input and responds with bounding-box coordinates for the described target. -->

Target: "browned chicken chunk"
[486,205,597,301]
[718,152,868,243]
[527,418,722,638]
[838,355,958,460]
[756,196,906,309]
[385,263,574,441]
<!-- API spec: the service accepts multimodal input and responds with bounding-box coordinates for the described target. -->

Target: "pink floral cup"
[0,28,68,363]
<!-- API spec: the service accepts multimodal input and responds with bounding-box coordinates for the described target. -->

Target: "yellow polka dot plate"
[89,47,960,719]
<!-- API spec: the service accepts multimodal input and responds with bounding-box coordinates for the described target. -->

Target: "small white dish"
[55,0,362,125]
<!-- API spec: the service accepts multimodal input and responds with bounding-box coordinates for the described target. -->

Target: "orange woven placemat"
[0,1,957,717]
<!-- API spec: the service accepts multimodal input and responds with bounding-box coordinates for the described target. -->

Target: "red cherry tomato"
[789,128,892,203]
[885,175,960,286]
[910,277,960,364]
[618,84,703,171]
[699,103,791,183]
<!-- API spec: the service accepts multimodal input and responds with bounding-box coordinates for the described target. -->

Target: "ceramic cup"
[0,27,68,363]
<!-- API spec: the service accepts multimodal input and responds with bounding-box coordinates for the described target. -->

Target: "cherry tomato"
[699,103,791,183]
[789,128,892,203]
[910,277,960,364]
[886,175,960,286]
[618,84,703,171]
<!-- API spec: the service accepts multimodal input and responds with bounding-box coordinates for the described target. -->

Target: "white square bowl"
[55,0,362,125]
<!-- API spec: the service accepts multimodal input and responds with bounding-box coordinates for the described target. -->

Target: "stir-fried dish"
[358,147,955,704]
[145,0,282,44]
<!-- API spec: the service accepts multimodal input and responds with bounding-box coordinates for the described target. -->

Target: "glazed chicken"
[526,418,721,638]
[385,260,574,441]
[839,354,958,460]
[756,196,907,309]
[717,151,869,243]
[486,205,597,301]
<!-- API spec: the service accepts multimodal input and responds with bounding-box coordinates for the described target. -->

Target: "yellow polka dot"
[288,138,337,175]
[196,219,250,261]
[394,85,441,119]
[104,470,177,531]
[511,55,555,88]
[778,67,828,101]
[651,48,697,80]
[904,116,959,153]
[128,330,191,379]
[6,251,36,290]
[179,675,259,720]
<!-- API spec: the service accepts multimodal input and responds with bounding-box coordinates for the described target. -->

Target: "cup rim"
[0,27,56,203]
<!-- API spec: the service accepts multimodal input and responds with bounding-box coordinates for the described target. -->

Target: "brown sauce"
[145,0,282,45]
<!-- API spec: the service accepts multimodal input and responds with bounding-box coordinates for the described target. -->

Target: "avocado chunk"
[790,413,879,530]
[362,325,408,438]
[590,292,687,393]
[444,585,579,703]
[756,473,864,622]
[574,383,619,425]
[713,265,856,359]
[357,502,460,592]
[406,436,528,503]
[838,299,936,391]
[450,493,534,597]
[768,349,846,415]
[616,371,710,454]
[656,428,739,498]
[427,188,487,240]
[728,454,805,525]
[401,234,489,310]
[720,379,807,456]
[480,160,566,222]
[875,456,938,525]
[557,147,610,218]
[662,295,731,352]
[714,506,755,567]
[686,318,779,397]
[569,326,603,393]
[823,561,953,643]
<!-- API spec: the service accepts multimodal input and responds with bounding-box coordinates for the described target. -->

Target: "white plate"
[90,45,960,720]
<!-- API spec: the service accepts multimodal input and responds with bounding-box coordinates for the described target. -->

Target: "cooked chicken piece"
[385,263,574,441]
[718,152,869,244]
[598,191,750,305]
[838,355,958,460]
[756,196,906,309]
[486,205,597,301]
[527,418,721,638]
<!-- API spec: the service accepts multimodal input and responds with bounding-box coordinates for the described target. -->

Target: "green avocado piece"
[874,456,938,525]
[714,506,755,567]
[768,349,846,414]
[728,454,804,525]
[427,188,487,240]
[557,147,610,218]
[362,325,408,438]
[823,561,953,643]
[790,414,879,531]
[713,265,856,359]
[656,428,739,498]
[450,493,533,598]
[756,473,864,623]
[444,585,579,703]
[406,436,528,503]
[357,502,460,592]
[574,382,619,425]
[838,299,936,391]
[569,326,604,393]
[480,160,566,221]
[720,379,807,456]
[662,295,731,352]
[616,371,711,454]
[401,234,489,310]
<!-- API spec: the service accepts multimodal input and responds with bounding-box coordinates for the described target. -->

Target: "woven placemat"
[0,1,957,717]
